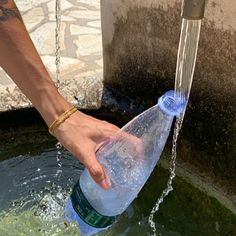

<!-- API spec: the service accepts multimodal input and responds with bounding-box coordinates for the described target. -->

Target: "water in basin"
[0,129,235,236]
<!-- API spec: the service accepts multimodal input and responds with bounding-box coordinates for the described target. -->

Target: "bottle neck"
[158,90,187,117]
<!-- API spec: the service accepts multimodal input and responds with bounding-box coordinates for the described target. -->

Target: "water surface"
[0,139,235,236]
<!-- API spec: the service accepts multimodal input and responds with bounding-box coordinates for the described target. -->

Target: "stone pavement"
[0,0,103,111]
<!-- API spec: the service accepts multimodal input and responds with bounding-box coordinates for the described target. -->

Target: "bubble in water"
[56,142,63,168]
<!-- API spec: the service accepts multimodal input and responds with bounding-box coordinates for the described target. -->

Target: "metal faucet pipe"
[181,0,206,20]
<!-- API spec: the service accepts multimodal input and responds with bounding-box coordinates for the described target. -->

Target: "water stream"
[148,19,202,236]
[174,19,202,103]
[55,0,61,85]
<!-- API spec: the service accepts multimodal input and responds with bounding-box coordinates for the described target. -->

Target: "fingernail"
[100,178,111,189]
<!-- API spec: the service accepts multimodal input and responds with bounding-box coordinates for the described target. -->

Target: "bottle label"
[71,181,117,228]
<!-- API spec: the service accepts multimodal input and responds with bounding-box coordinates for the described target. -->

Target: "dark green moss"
[134,166,236,236]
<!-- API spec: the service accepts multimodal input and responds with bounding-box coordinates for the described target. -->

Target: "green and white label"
[71,181,117,228]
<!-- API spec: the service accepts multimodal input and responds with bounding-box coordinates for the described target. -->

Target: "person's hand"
[53,110,120,189]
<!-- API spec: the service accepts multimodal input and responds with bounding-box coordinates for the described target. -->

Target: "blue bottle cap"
[158,90,187,117]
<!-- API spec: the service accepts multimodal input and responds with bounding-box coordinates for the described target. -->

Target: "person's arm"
[0,0,119,189]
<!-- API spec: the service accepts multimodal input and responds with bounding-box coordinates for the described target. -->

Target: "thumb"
[82,150,111,189]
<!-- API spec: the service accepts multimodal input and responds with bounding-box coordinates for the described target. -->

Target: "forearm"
[0,0,71,126]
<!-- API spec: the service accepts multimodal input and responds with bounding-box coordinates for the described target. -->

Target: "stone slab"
[22,7,45,31]
[74,34,102,57]
[0,0,104,112]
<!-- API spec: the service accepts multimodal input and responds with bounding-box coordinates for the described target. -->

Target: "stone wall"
[101,0,236,194]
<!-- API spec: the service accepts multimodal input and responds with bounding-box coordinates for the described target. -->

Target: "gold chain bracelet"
[49,106,77,135]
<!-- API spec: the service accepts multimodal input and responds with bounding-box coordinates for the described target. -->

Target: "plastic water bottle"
[65,90,186,235]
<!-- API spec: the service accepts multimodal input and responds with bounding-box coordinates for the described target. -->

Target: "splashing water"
[56,142,63,168]
[0,149,84,236]
[148,19,202,236]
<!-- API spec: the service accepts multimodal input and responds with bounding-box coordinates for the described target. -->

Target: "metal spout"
[181,0,206,20]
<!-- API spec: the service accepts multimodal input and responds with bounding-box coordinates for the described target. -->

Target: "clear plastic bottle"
[65,91,186,235]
